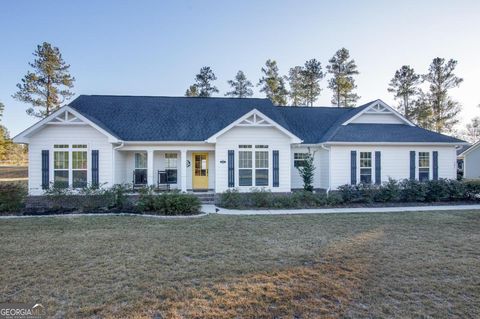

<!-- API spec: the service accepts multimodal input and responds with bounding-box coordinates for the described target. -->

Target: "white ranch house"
[13,96,466,195]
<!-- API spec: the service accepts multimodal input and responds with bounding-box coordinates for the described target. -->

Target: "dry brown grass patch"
[126,229,384,319]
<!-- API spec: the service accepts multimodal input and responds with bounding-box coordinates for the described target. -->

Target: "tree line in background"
[3,41,478,165]
[185,48,361,108]
[0,102,27,165]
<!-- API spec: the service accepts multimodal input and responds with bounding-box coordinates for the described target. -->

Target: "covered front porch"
[113,144,215,192]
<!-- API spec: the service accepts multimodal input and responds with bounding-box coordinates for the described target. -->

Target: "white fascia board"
[12,106,121,144]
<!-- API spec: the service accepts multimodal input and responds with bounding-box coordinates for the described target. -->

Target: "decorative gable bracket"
[206,108,302,143]
[342,100,415,126]
[47,110,85,125]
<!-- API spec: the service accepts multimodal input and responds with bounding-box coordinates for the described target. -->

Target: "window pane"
[255,169,269,186]
[360,168,372,184]
[134,169,148,185]
[165,153,177,168]
[135,153,147,169]
[72,151,87,169]
[73,170,87,188]
[165,169,177,184]
[255,145,268,149]
[54,170,69,188]
[419,168,429,182]
[239,145,252,148]
[239,151,252,168]
[255,151,268,168]
[294,153,308,168]
[72,144,87,148]
[419,152,430,168]
[239,169,252,186]
[360,152,372,168]
[54,151,69,169]
[54,144,69,148]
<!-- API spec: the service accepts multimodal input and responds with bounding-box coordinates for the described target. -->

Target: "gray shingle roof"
[69,95,465,144]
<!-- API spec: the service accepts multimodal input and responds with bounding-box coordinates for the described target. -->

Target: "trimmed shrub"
[291,191,327,208]
[375,178,400,202]
[0,182,27,213]
[138,191,201,215]
[424,179,450,202]
[400,179,427,202]
[250,188,273,208]
[445,179,468,201]
[338,183,378,203]
[464,180,480,200]
[217,188,243,209]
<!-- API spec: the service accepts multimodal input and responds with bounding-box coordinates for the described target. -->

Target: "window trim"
[359,151,373,184]
[418,151,430,182]
[164,153,178,184]
[237,145,270,187]
[51,144,90,189]
[293,152,309,168]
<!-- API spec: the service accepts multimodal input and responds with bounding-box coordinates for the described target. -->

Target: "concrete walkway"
[203,204,480,215]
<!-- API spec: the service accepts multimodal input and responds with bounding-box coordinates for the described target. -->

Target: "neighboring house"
[13,95,466,195]
[456,143,471,178]
[458,141,480,179]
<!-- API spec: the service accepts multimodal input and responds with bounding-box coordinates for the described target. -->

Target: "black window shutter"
[273,150,279,187]
[92,150,99,188]
[228,150,235,187]
[433,151,438,180]
[410,151,416,180]
[351,151,357,185]
[375,151,381,185]
[41,150,49,189]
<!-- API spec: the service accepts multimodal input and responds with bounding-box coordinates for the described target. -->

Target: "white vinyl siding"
[215,126,292,193]
[464,146,480,179]
[28,125,113,195]
[329,145,457,189]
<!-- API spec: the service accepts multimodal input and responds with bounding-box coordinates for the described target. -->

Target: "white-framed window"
[418,152,430,182]
[72,145,88,188]
[238,144,270,187]
[134,152,148,185]
[164,153,178,184]
[359,152,372,184]
[255,150,269,186]
[54,146,69,188]
[53,144,88,188]
[294,153,309,168]
[239,149,253,186]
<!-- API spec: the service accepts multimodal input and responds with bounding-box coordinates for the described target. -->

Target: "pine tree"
[225,70,253,98]
[463,105,480,143]
[420,58,463,133]
[258,59,288,105]
[301,59,324,106]
[387,65,422,120]
[327,48,360,107]
[297,151,316,192]
[287,66,305,106]
[185,85,199,97]
[188,66,219,97]
[13,42,75,118]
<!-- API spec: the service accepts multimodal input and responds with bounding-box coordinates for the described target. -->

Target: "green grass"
[0,211,479,318]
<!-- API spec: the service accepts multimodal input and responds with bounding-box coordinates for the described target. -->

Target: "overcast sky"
[1,0,479,136]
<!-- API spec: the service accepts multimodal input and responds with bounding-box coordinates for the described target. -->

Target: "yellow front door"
[192,153,209,190]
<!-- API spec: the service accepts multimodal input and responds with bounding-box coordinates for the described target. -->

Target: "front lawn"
[1,211,479,318]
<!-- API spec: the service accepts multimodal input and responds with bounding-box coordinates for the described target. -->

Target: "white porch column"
[180,149,187,192]
[147,150,154,186]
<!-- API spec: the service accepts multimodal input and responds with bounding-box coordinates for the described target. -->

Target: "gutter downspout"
[320,143,331,194]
